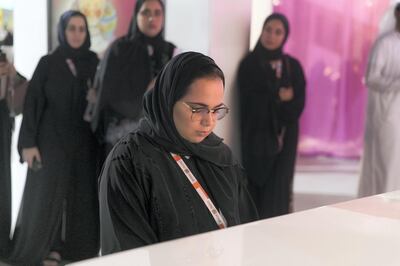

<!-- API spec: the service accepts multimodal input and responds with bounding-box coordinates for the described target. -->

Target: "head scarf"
[127,0,165,41]
[57,10,91,58]
[254,13,290,61]
[56,10,95,82]
[139,52,234,167]
[139,52,240,228]
[90,0,175,135]
[127,0,170,77]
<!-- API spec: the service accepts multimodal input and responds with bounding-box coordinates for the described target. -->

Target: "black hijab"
[254,13,290,61]
[57,10,91,58]
[127,0,171,77]
[139,52,235,167]
[91,0,175,130]
[127,0,165,40]
[252,12,292,89]
[57,10,94,81]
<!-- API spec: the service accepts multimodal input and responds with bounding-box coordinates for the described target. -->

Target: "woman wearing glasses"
[99,52,258,254]
[91,0,176,161]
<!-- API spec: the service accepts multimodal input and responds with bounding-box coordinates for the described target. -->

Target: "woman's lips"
[196,130,210,136]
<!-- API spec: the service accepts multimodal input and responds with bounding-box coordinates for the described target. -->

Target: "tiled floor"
[293,156,360,211]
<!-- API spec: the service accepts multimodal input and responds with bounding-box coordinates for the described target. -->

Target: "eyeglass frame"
[180,101,230,121]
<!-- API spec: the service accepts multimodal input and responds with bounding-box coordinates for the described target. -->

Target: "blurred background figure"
[9,10,99,266]
[238,13,306,219]
[90,0,177,161]
[359,3,400,197]
[0,48,27,260]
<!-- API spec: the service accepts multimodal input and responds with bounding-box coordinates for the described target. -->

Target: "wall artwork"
[0,4,14,71]
[49,0,136,56]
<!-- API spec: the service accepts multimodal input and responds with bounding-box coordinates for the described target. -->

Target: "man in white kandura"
[359,3,400,197]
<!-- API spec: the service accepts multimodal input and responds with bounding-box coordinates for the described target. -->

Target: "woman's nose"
[200,112,215,126]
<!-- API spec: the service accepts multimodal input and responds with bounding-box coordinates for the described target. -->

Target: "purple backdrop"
[274,0,389,158]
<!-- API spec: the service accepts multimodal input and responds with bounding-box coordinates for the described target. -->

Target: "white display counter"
[69,190,400,266]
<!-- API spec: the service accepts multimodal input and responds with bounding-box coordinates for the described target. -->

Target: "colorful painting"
[0,7,13,47]
[0,6,14,64]
[49,0,136,56]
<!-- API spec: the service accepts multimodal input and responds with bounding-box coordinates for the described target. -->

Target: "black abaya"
[10,47,100,265]
[91,36,175,154]
[238,50,306,219]
[91,0,176,158]
[0,99,12,259]
[99,52,258,254]
[100,132,257,254]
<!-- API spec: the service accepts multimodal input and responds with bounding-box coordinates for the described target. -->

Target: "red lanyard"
[171,153,227,229]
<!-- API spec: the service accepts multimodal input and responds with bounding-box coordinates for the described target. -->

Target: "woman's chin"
[184,135,207,144]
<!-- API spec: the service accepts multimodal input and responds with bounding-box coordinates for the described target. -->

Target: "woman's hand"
[86,88,97,103]
[279,86,294,102]
[22,147,42,169]
[146,78,156,91]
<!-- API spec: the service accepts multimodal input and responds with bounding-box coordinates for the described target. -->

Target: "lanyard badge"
[171,153,227,229]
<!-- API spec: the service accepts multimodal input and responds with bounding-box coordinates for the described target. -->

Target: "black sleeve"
[90,40,121,139]
[238,56,281,131]
[238,57,271,160]
[17,56,48,152]
[279,57,306,124]
[237,59,251,163]
[237,165,259,223]
[15,71,27,85]
[237,60,249,135]
[99,142,158,254]
[89,52,100,82]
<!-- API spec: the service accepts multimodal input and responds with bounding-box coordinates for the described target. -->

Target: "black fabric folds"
[238,13,306,219]
[0,100,12,259]
[9,11,100,265]
[91,0,175,147]
[99,52,258,254]
[140,52,233,167]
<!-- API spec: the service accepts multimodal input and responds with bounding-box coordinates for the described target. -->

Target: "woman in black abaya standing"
[0,57,27,261]
[91,0,176,159]
[0,66,13,260]
[238,13,306,219]
[10,10,99,265]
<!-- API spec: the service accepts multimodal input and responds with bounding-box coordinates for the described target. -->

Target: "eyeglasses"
[181,102,229,121]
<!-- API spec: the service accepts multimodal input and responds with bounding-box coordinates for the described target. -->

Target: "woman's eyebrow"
[187,102,224,108]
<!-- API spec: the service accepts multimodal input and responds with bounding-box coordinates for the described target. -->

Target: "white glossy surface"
[69,191,400,266]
